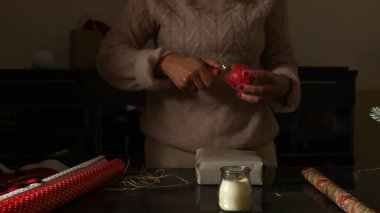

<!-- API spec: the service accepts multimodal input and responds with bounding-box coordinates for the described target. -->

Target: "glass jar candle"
[218,166,252,212]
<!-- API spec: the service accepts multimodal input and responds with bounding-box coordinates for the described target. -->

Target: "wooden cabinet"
[0,69,145,167]
[275,67,357,166]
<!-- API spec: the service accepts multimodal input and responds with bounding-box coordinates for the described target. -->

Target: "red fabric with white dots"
[0,159,125,213]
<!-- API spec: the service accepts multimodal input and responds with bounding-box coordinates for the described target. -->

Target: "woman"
[97,0,300,168]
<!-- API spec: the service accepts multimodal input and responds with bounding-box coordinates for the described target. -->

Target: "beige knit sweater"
[97,0,301,152]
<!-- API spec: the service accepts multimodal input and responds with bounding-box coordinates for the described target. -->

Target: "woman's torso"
[140,0,279,152]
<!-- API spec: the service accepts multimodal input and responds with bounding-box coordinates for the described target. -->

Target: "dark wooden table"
[57,166,379,213]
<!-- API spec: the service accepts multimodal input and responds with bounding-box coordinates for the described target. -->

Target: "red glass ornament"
[213,63,253,90]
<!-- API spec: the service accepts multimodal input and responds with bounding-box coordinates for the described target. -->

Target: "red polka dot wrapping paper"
[0,158,125,213]
[302,167,377,213]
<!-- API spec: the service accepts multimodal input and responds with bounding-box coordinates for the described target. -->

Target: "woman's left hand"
[237,70,291,104]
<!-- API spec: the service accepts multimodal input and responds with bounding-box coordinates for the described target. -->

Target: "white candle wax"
[218,177,252,212]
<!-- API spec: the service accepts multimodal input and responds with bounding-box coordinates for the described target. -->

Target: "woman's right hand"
[156,54,217,92]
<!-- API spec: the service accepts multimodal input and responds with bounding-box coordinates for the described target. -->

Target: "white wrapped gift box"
[195,147,263,185]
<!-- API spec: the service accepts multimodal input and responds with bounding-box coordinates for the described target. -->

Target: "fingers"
[199,72,214,87]
[237,84,271,103]
[177,73,204,92]
[192,75,207,91]
[242,70,270,84]
[204,59,220,69]
[199,59,218,87]
[237,92,269,104]
[188,58,215,90]
[176,76,196,92]
[203,59,221,77]
[188,63,209,91]
[178,80,198,92]
[237,70,274,103]
[238,84,272,96]
[237,70,292,103]
[172,57,218,92]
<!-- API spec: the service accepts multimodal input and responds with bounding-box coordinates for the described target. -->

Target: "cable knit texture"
[97,0,301,152]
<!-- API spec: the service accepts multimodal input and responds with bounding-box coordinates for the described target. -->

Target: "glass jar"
[218,166,252,212]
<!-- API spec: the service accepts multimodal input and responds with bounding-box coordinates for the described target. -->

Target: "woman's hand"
[237,70,291,104]
[156,54,217,92]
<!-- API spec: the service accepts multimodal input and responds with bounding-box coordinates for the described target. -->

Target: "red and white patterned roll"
[302,167,377,213]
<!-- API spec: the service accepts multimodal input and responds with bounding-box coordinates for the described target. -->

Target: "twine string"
[104,160,190,191]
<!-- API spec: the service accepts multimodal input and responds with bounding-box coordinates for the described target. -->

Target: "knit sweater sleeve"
[261,0,301,113]
[97,0,173,91]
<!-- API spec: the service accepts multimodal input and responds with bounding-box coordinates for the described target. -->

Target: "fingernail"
[237,92,242,99]
[243,71,249,77]
[238,84,244,91]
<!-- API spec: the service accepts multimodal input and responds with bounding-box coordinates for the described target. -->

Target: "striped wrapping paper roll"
[0,157,125,213]
[302,167,377,213]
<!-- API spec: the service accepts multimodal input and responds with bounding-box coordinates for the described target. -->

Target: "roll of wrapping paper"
[0,158,125,213]
[303,184,345,213]
[302,167,377,213]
